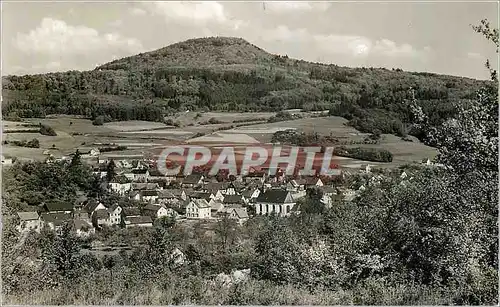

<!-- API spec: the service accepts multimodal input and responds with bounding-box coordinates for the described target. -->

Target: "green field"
[2,114,437,167]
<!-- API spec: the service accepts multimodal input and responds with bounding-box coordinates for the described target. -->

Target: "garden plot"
[104,121,171,132]
[186,133,260,144]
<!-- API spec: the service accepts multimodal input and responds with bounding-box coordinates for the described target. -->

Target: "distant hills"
[1,36,491,140]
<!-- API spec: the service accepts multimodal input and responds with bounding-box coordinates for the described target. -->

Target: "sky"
[2,1,498,80]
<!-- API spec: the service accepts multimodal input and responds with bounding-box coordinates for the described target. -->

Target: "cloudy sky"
[2,1,498,79]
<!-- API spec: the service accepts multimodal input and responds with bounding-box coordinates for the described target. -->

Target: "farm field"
[2,113,437,168]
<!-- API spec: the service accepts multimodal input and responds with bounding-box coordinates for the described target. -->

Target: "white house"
[74,219,95,237]
[186,199,211,219]
[16,211,41,233]
[140,190,159,203]
[109,175,132,195]
[144,204,173,219]
[1,155,13,166]
[227,207,249,225]
[254,190,296,217]
[182,174,204,187]
[131,169,149,182]
[92,209,111,228]
[108,204,122,226]
[125,216,153,228]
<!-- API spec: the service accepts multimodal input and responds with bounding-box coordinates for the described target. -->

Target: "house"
[108,204,122,226]
[122,207,142,218]
[92,163,108,179]
[243,172,266,184]
[74,219,94,237]
[80,148,100,158]
[286,180,300,192]
[204,182,230,195]
[341,188,357,202]
[125,216,153,228]
[92,209,110,228]
[109,175,132,195]
[82,200,106,216]
[226,207,249,225]
[40,212,73,231]
[43,201,73,214]
[360,164,372,173]
[188,191,214,202]
[131,182,160,191]
[182,174,204,187]
[223,194,245,206]
[226,182,244,196]
[140,190,159,203]
[320,186,337,207]
[147,168,166,181]
[144,204,174,219]
[1,155,13,166]
[254,189,296,217]
[186,199,211,219]
[400,171,408,179]
[211,201,225,216]
[74,209,91,222]
[241,188,261,202]
[16,211,41,233]
[304,177,324,188]
[131,168,149,182]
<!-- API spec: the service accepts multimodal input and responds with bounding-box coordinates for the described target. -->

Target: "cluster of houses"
[15,149,422,236]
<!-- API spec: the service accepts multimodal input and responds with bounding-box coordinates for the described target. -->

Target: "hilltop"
[1,36,491,139]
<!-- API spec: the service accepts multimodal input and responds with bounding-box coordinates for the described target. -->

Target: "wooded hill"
[2,36,491,138]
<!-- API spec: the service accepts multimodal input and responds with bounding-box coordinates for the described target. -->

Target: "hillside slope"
[1,36,490,138]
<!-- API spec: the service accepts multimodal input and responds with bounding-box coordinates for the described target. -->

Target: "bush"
[333,146,393,162]
[92,116,105,126]
[39,125,57,136]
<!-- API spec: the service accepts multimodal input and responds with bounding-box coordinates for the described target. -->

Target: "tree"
[215,213,238,252]
[106,159,117,182]
[92,115,105,126]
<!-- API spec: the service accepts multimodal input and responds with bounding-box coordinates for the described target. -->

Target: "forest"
[1,35,492,142]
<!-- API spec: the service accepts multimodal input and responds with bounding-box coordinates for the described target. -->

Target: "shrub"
[39,125,57,136]
[92,116,105,126]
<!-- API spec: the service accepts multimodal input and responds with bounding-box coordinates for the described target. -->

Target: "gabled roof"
[141,190,159,197]
[223,195,243,204]
[189,198,210,209]
[74,219,92,230]
[232,207,249,219]
[255,190,291,204]
[111,175,130,184]
[83,200,103,213]
[189,191,212,201]
[17,211,39,221]
[144,204,163,212]
[44,201,73,212]
[183,174,203,184]
[131,168,148,175]
[125,215,153,225]
[148,168,164,177]
[205,182,230,191]
[123,207,141,217]
[93,209,110,219]
[40,212,72,226]
[131,183,159,191]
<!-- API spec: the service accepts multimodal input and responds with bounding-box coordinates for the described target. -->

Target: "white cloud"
[14,18,144,56]
[467,52,482,59]
[142,2,228,24]
[263,2,330,13]
[261,25,423,58]
[129,7,147,16]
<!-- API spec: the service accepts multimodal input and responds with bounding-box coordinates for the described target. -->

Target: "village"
[10,144,439,245]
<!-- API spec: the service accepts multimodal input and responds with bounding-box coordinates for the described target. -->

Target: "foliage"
[39,124,57,136]
[333,146,393,162]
